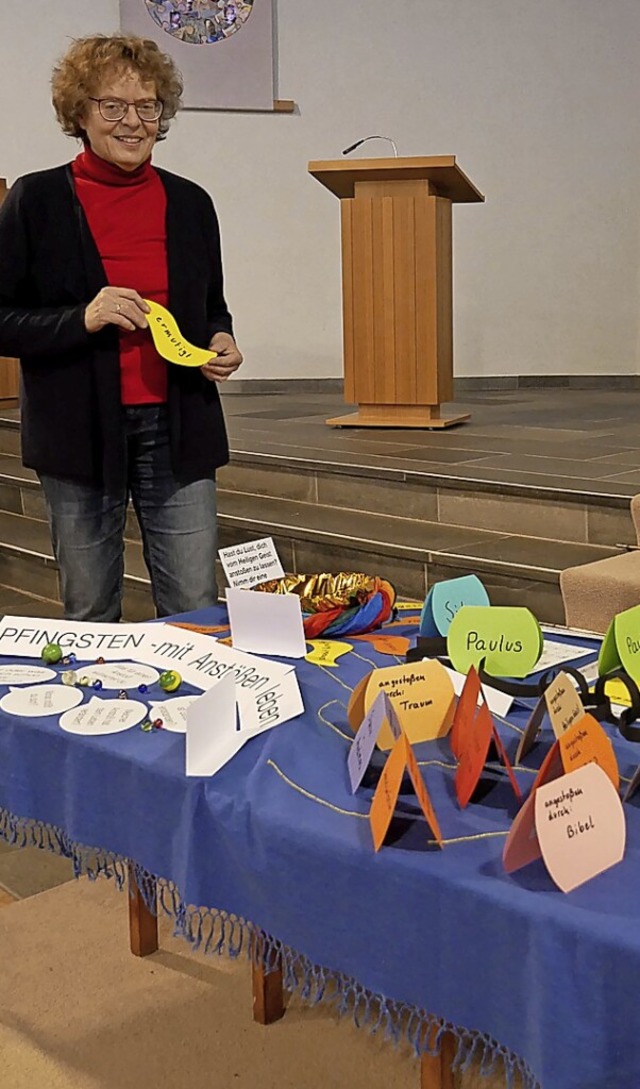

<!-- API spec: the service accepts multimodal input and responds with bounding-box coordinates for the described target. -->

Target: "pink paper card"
[347,690,400,794]
[623,764,640,803]
[534,764,626,893]
[531,739,564,791]
[503,789,541,873]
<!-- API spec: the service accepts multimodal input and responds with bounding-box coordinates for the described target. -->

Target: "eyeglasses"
[88,97,163,122]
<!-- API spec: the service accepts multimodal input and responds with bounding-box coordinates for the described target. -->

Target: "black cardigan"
[0,163,234,491]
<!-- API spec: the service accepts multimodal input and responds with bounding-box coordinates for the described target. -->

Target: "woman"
[0,34,242,622]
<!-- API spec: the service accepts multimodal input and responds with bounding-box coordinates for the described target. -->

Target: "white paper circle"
[59,696,148,736]
[0,683,83,717]
[0,665,56,685]
[148,696,200,734]
[73,663,160,691]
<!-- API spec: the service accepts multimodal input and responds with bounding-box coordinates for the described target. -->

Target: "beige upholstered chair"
[560,496,640,633]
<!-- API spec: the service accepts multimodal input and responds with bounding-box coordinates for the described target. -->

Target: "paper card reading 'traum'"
[534,764,626,893]
[544,670,585,741]
[558,713,619,790]
[369,733,442,851]
[226,587,306,659]
[348,691,401,794]
[363,660,455,751]
[219,537,285,591]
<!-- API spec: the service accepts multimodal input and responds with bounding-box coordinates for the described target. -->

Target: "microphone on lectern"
[341,135,399,157]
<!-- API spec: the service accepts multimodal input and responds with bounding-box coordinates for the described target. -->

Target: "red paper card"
[491,725,523,801]
[455,700,494,808]
[450,665,481,760]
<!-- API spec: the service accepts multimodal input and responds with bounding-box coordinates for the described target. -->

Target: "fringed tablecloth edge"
[0,805,539,1089]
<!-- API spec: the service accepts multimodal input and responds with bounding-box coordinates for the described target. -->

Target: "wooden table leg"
[251,933,285,1025]
[128,865,158,957]
[420,1027,456,1089]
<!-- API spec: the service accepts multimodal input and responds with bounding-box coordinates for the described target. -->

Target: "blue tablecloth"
[1,607,638,1089]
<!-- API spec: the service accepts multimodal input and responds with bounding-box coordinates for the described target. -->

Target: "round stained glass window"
[144,0,255,45]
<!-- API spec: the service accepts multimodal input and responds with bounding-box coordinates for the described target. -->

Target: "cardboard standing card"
[226,587,307,659]
[534,764,626,893]
[347,691,400,794]
[447,606,543,678]
[622,765,640,803]
[364,659,455,749]
[544,670,585,740]
[558,713,620,790]
[419,575,490,638]
[347,673,370,732]
[515,695,547,763]
[185,673,237,777]
[532,739,565,791]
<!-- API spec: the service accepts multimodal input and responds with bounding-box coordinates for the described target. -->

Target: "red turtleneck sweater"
[72,145,168,404]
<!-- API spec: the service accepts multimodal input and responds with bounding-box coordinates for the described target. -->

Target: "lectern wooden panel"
[0,178,20,405]
[309,157,483,429]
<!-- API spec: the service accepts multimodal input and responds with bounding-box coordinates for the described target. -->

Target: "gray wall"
[1,0,638,381]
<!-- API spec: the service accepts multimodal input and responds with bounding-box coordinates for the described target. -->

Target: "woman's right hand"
[84,287,151,334]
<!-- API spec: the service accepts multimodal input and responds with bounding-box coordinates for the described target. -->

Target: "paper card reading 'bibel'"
[534,764,626,893]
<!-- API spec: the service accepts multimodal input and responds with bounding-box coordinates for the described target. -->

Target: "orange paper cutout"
[347,674,370,732]
[450,665,481,760]
[559,713,619,790]
[455,701,494,808]
[369,732,442,850]
[369,734,408,851]
[169,622,229,635]
[353,634,411,656]
[490,725,523,801]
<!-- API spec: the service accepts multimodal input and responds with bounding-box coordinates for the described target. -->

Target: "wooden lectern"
[308,156,484,428]
[0,178,20,405]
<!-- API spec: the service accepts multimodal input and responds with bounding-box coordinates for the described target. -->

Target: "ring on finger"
[115,303,122,314]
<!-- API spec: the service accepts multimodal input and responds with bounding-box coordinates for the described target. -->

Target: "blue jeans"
[39,405,218,621]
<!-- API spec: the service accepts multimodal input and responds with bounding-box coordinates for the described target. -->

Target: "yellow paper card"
[447,605,542,678]
[364,660,455,750]
[305,639,352,667]
[145,300,217,367]
[544,671,585,740]
[347,673,370,732]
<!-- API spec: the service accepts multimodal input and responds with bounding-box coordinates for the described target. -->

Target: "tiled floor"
[222,386,640,500]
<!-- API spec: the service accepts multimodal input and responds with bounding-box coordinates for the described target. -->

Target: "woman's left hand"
[200,332,243,382]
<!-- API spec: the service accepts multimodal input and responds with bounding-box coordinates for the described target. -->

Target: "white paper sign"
[0,616,304,735]
[186,673,238,776]
[74,662,159,691]
[148,696,200,734]
[0,684,83,717]
[535,639,596,674]
[59,697,147,736]
[219,537,285,590]
[227,587,307,659]
[0,665,56,685]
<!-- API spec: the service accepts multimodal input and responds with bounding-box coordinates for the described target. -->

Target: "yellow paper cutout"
[144,300,217,367]
[305,639,353,667]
